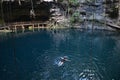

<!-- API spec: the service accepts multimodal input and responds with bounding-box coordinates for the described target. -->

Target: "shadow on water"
[0,29,120,80]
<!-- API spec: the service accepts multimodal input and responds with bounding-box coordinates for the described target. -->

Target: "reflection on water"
[0,29,120,80]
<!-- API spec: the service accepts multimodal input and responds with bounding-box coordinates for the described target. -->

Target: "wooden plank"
[107,23,120,30]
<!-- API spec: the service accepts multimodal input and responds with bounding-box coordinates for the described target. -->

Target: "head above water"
[63,56,68,59]
[60,56,70,62]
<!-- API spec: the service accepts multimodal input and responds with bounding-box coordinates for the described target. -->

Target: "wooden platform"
[4,21,53,32]
[96,20,120,31]
[106,22,120,30]
[8,21,49,28]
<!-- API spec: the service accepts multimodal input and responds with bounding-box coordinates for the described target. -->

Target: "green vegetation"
[69,0,79,6]
[70,11,82,24]
[58,0,64,2]
[66,0,82,25]
[86,0,95,3]
[0,17,4,25]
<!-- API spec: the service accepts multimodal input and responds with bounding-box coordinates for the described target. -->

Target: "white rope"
[30,9,36,18]
[31,0,34,10]
[18,0,21,5]
[30,0,36,18]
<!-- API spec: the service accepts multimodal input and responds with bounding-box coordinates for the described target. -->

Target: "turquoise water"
[0,29,120,80]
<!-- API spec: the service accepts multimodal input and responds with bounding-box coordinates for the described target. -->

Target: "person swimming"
[57,56,70,67]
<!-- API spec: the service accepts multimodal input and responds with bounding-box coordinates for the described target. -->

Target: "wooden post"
[38,23,40,31]
[14,25,17,33]
[32,24,34,32]
[15,25,16,30]
[42,24,44,28]
[22,25,25,33]
[8,26,10,30]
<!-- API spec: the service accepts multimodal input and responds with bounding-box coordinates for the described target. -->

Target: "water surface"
[0,29,120,80]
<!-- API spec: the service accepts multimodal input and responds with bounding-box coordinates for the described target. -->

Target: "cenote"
[0,29,120,80]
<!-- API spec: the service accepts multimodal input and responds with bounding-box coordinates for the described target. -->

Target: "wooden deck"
[4,21,53,32]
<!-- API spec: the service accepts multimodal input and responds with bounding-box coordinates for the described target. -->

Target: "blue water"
[0,29,120,80]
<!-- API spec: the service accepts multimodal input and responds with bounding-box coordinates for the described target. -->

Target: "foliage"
[70,11,82,23]
[72,11,79,17]
[0,17,4,25]
[86,0,96,3]
[69,0,79,6]
[58,0,64,2]
[0,20,4,25]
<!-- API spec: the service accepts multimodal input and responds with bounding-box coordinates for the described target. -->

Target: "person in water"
[58,56,70,67]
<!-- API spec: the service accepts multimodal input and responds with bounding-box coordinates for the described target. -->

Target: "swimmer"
[58,56,70,67]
